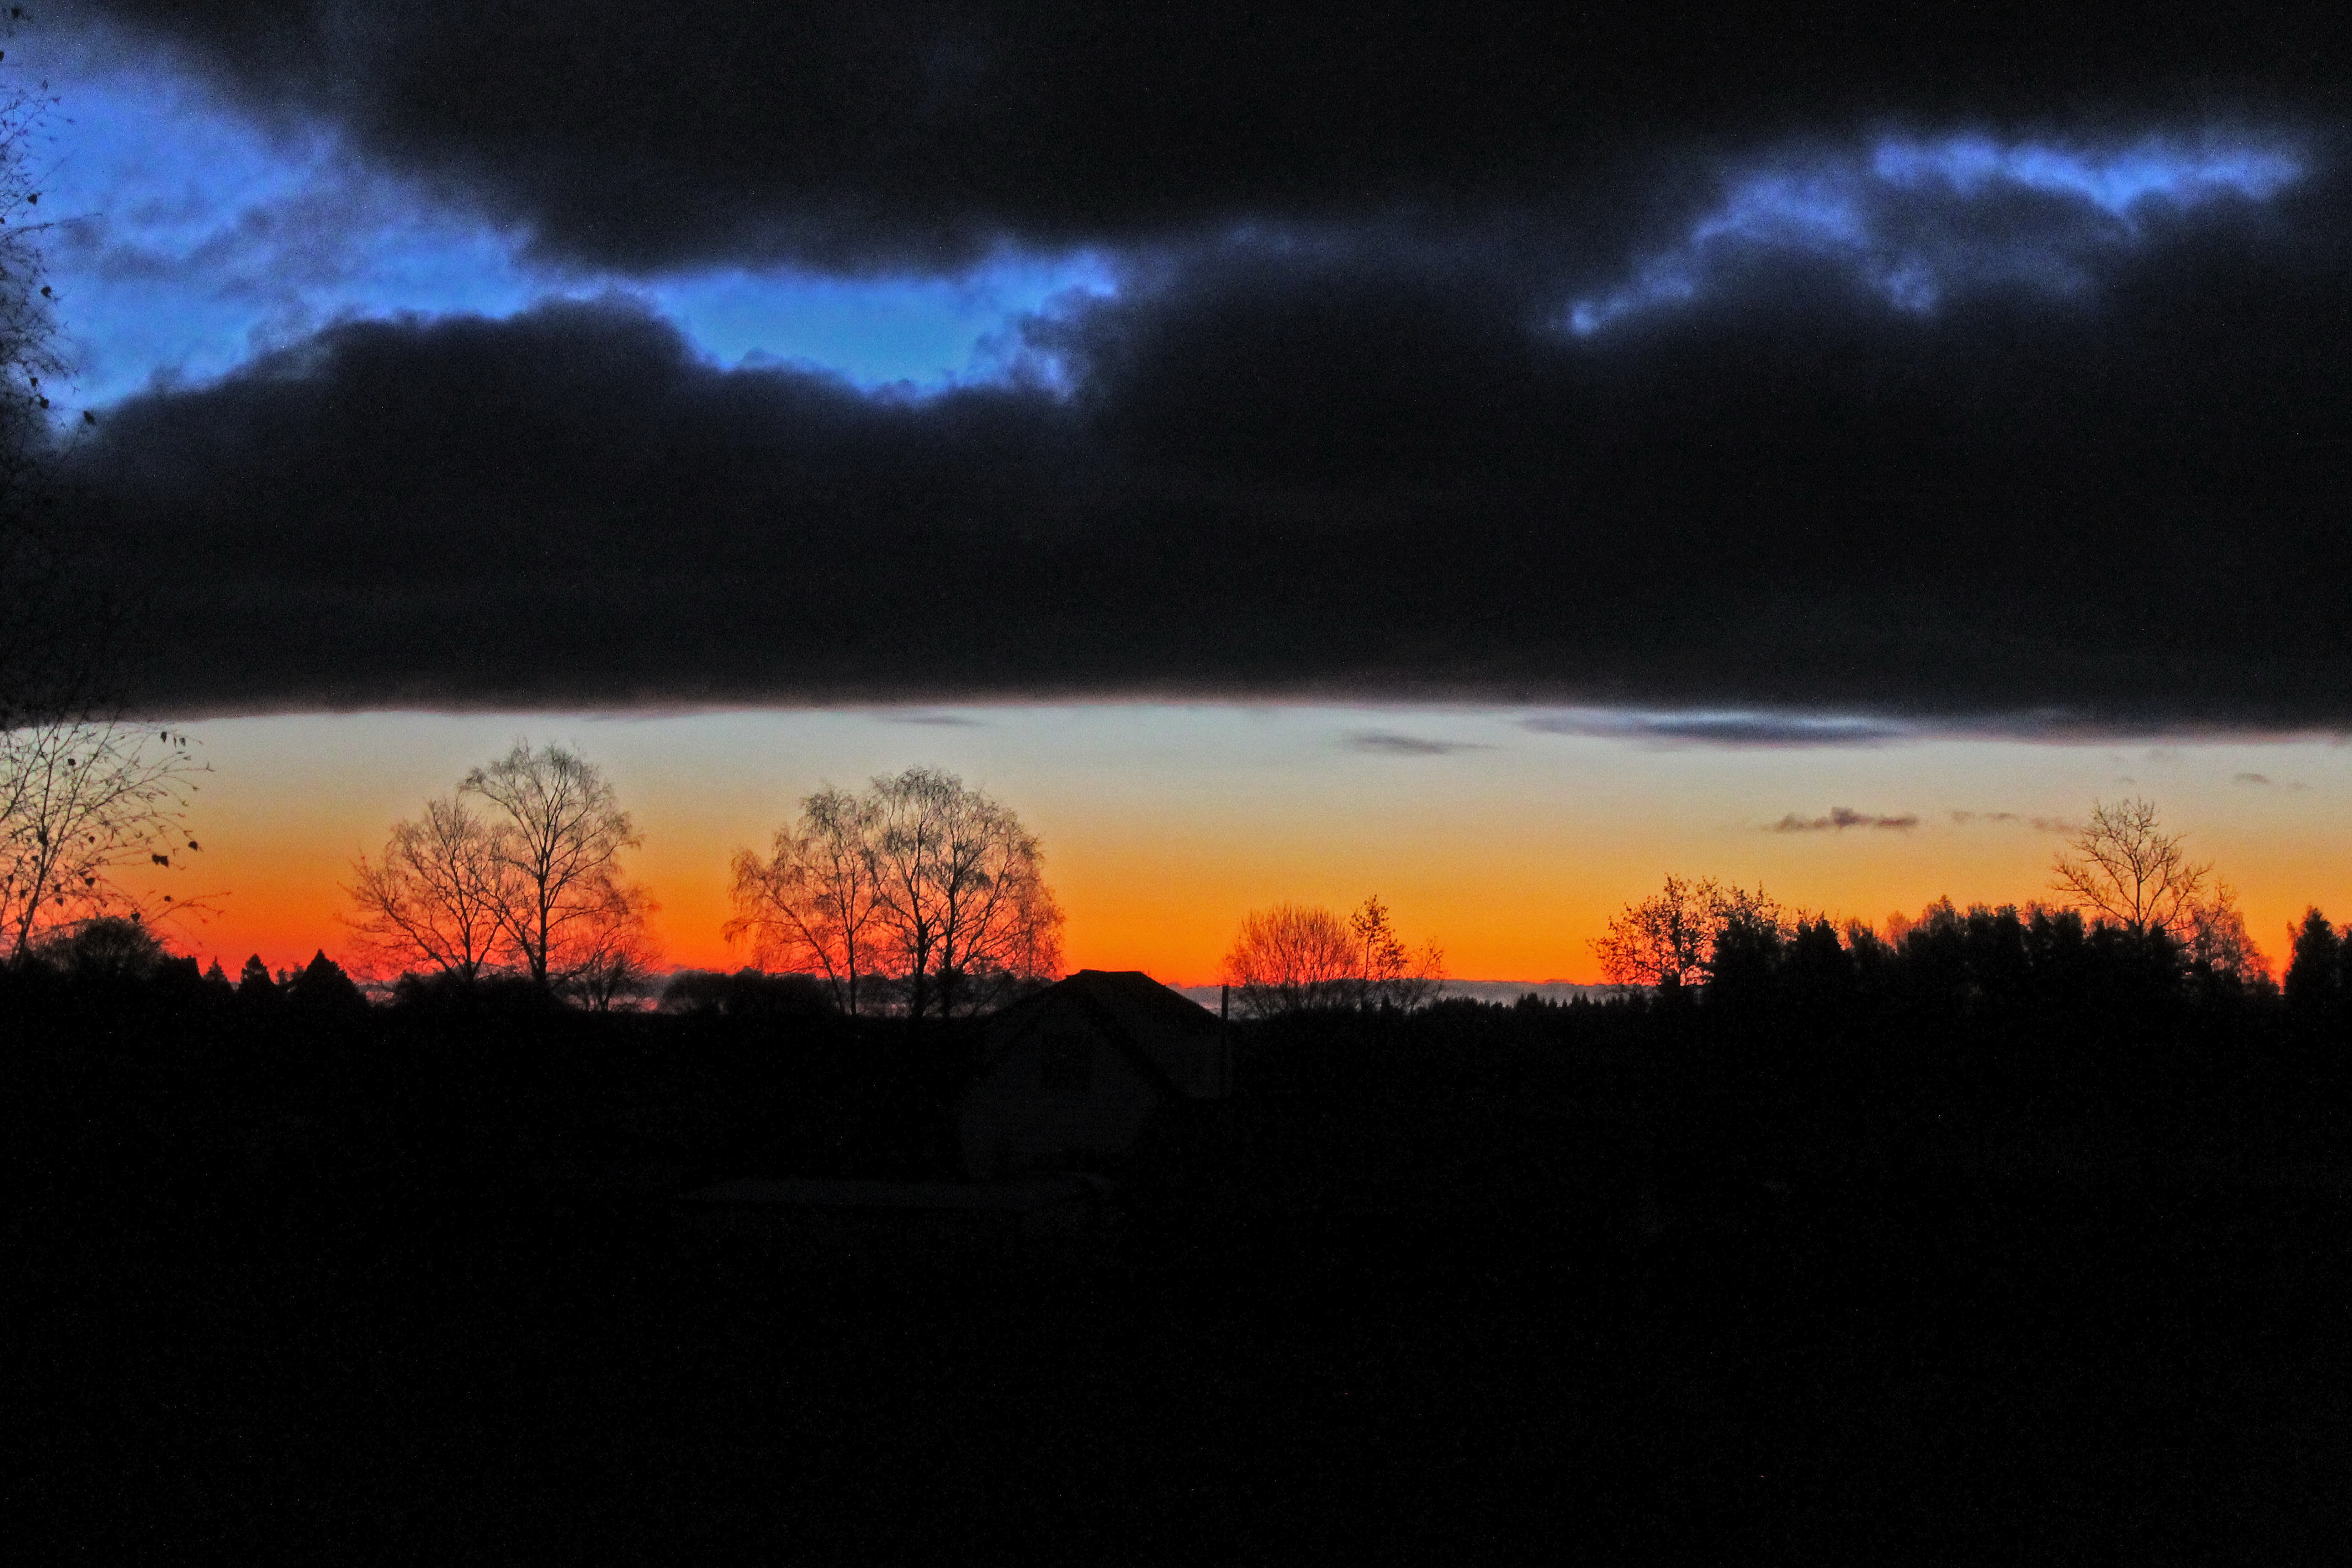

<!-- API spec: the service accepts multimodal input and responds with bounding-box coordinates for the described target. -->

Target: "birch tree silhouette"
[462,741,649,992]
[726,785,886,1015]
[346,794,511,983]
[730,767,1062,1017]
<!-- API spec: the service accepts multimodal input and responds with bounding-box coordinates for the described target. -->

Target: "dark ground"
[8,985,2350,1564]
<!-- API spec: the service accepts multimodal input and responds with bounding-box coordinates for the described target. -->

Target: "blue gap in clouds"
[34,35,1113,411]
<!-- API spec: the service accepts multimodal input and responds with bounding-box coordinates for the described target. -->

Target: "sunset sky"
[23,5,2352,985]
[141,707,2352,987]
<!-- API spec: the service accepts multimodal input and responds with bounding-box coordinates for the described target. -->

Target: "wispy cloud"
[1769,807,1919,833]
[869,710,985,727]
[1524,710,1910,748]
[1566,130,2304,336]
[1346,731,1491,756]
[1952,810,2074,831]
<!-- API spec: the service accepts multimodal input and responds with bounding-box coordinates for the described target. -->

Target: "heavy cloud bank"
[67,2,2352,273]
[40,3,2352,723]
[65,199,2352,721]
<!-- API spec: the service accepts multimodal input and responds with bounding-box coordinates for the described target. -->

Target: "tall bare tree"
[2185,880,2269,991]
[726,784,886,1014]
[1224,895,1445,1016]
[1348,894,1447,1011]
[1590,874,1781,991]
[0,718,205,966]
[1223,902,1360,1016]
[864,766,1062,1017]
[462,741,645,990]
[345,794,511,983]
[2049,797,2211,938]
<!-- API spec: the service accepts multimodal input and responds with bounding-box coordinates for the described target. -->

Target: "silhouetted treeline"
[12,915,2352,1561]
[9,893,2352,1219]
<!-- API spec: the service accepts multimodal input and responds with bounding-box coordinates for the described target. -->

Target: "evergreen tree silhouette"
[285,950,367,1015]
[2284,908,2340,1013]
[236,954,278,1004]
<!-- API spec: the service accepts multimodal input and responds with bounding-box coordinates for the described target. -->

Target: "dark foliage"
[659,966,839,1020]
[8,924,2350,1558]
[388,967,564,1017]
[35,914,170,982]
[282,948,366,1017]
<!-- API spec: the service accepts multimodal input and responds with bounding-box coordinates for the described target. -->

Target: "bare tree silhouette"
[346,795,511,983]
[2050,797,2211,939]
[1224,902,1356,1016]
[731,767,1060,1017]
[1348,894,1445,1011]
[727,785,887,1015]
[1,721,204,967]
[2185,881,2269,991]
[461,741,648,993]
[1591,875,1780,992]
[862,767,1062,1017]
[559,882,663,1010]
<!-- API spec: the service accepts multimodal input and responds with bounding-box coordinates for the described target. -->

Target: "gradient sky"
[21,6,2352,984]
[136,706,2352,987]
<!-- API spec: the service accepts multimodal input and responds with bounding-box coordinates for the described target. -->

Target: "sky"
[140,707,2352,986]
[16,3,2352,981]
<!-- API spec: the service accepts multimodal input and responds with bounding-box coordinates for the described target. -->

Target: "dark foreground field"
[9,985,2351,1564]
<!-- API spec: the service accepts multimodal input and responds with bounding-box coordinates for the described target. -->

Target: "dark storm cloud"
[70,1,2352,273]
[58,165,2352,720]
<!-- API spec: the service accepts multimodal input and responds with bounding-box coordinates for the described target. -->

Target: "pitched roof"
[985,969,1222,1098]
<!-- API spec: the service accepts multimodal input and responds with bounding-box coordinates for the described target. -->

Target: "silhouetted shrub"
[36,915,171,983]
[390,968,563,1016]
[658,967,836,1019]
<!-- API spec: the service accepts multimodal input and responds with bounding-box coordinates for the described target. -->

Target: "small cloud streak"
[1769,807,1920,832]
[1952,809,2075,831]
[1524,710,1910,748]
[2235,772,2273,785]
[870,710,985,727]
[1346,731,1491,756]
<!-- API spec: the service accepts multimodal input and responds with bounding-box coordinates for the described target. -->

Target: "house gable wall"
[958,1003,1166,1178]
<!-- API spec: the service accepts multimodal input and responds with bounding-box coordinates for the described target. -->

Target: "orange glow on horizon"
[142,709,2352,991]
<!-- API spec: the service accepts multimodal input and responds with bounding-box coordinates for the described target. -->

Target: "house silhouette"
[960,969,1232,1179]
